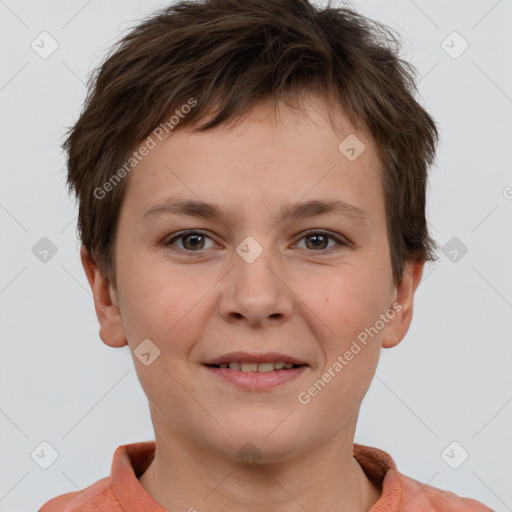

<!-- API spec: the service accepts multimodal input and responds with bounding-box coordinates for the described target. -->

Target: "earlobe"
[80,246,127,348]
[381,260,425,349]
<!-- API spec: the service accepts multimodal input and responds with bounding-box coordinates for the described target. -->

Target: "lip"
[204,364,308,391]
[202,351,309,366]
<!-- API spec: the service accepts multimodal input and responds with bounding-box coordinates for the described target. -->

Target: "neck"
[138,426,381,512]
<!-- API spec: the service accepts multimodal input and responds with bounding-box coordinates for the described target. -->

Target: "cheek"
[309,260,392,367]
[119,260,211,355]
[304,271,387,408]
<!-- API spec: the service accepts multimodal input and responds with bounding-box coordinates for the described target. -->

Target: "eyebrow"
[141,197,369,225]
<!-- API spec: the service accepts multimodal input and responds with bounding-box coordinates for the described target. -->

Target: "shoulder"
[38,477,120,512]
[353,443,493,512]
[38,441,157,512]
[398,472,494,512]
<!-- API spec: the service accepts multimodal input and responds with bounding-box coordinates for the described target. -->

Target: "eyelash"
[164,229,348,253]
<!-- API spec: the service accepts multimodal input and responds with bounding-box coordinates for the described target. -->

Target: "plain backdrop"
[1,0,511,510]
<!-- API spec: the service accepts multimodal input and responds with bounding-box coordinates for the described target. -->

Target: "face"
[83,94,423,462]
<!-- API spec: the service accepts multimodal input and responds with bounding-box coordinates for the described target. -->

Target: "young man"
[40,0,493,510]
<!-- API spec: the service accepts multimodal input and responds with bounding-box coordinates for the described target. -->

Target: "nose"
[218,246,295,328]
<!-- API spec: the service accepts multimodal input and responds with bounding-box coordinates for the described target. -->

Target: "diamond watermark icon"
[442,236,468,263]
[441,441,469,469]
[236,236,263,264]
[134,338,161,366]
[236,442,263,464]
[338,134,365,161]
[441,31,469,59]
[31,31,59,59]
[31,441,59,469]
[32,237,58,263]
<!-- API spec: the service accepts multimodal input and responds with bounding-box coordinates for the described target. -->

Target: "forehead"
[119,95,383,226]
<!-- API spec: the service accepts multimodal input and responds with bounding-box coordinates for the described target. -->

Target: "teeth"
[240,362,258,372]
[257,363,275,373]
[217,361,299,372]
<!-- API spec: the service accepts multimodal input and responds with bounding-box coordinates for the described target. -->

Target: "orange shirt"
[39,441,493,511]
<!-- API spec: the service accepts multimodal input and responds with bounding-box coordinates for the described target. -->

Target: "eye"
[164,229,348,254]
[294,230,347,251]
[165,230,216,251]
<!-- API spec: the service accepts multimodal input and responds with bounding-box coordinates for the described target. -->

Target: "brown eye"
[296,230,347,251]
[166,231,214,251]
[305,233,329,250]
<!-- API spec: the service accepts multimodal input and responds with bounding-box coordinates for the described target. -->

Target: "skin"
[81,93,424,512]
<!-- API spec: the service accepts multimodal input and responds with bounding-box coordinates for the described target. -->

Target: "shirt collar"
[111,441,402,511]
[112,441,165,511]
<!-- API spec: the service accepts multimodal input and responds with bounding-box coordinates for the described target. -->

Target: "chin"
[211,422,308,463]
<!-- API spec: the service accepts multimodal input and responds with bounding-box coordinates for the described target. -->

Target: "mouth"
[203,351,309,368]
[202,352,309,390]
[204,361,306,372]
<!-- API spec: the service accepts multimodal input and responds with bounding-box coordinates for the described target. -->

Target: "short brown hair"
[63,0,439,288]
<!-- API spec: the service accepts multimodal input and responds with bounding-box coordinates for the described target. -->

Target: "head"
[66,0,439,461]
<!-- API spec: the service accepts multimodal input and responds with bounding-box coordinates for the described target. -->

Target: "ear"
[381,259,425,349]
[80,246,127,348]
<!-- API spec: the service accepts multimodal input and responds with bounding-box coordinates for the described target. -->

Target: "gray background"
[1,0,511,510]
